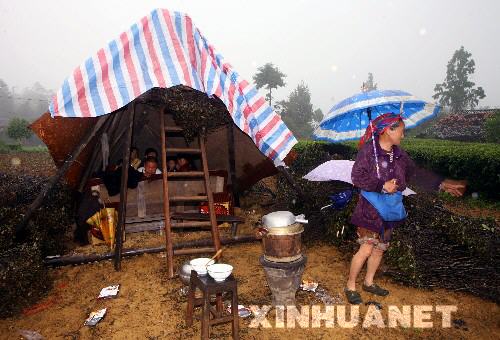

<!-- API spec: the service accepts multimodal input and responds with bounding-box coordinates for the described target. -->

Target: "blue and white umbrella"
[313,89,440,142]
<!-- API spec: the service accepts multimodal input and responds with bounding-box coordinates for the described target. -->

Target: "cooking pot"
[262,211,308,228]
[260,211,308,262]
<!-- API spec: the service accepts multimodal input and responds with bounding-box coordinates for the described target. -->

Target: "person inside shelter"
[138,156,162,177]
[167,157,177,172]
[176,154,195,172]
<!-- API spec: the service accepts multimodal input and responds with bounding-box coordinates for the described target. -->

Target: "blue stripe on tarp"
[151,10,180,85]
[109,40,130,105]
[273,133,296,160]
[61,79,76,117]
[207,65,216,94]
[84,58,105,116]
[260,123,287,155]
[256,106,273,125]
[130,23,153,90]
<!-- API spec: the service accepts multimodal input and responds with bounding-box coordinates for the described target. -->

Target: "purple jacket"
[350,137,416,233]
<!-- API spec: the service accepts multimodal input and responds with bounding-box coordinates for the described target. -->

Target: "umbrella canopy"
[313,89,439,142]
[303,159,416,196]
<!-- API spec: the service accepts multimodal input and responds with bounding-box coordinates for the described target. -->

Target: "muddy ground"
[1,152,499,339]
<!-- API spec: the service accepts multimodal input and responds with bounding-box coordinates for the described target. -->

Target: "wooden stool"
[186,271,239,339]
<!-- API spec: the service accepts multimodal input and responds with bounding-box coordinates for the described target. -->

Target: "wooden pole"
[227,125,239,207]
[160,106,174,278]
[200,131,222,252]
[277,165,306,200]
[44,235,260,267]
[15,115,108,236]
[114,103,135,271]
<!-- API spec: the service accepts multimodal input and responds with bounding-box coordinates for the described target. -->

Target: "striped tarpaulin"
[49,9,296,165]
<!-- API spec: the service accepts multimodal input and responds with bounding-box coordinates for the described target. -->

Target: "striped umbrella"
[48,9,296,165]
[313,89,440,142]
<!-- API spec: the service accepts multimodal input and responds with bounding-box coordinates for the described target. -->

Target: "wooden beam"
[114,104,135,271]
[44,235,261,267]
[16,115,108,235]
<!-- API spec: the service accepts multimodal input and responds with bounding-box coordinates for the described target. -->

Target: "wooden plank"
[166,147,202,154]
[126,221,163,233]
[171,213,244,223]
[160,107,174,278]
[125,220,213,233]
[114,104,135,271]
[126,214,164,224]
[165,126,183,132]
[171,221,212,228]
[167,171,204,178]
[169,195,208,202]
[16,115,109,235]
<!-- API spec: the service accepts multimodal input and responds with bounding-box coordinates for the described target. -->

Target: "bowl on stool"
[207,263,233,282]
[190,258,215,276]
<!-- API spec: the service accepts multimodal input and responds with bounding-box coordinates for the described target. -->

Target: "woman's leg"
[346,243,374,291]
[364,247,384,286]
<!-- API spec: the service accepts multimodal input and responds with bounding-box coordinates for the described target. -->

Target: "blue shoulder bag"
[360,190,407,222]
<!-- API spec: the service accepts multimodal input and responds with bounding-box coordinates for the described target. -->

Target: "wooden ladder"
[159,108,222,278]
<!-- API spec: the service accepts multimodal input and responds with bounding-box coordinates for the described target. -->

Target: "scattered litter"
[84,308,107,327]
[299,279,344,304]
[365,301,383,310]
[179,286,189,296]
[98,285,120,299]
[300,279,319,292]
[18,329,44,340]
[315,286,344,305]
[226,304,252,318]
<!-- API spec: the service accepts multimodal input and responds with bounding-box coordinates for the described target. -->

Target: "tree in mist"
[433,46,485,112]
[20,82,53,116]
[253,63,286,108]
[278,82,315,139]
[0,79,14,117]
[7,117,32,144]
[361,73,377,92]
[311,108,324,129]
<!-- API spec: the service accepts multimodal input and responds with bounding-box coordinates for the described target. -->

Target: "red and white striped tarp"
[49,9,296,164]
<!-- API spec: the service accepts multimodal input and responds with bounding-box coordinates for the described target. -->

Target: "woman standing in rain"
[345,113,415,305]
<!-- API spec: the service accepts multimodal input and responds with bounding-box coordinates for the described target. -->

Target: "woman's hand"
[383,179,398,193]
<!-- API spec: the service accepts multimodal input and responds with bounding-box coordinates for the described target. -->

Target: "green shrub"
[485,110,500,143]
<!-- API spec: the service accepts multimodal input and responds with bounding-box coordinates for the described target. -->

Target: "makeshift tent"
[25,9,298,271]
[32,9,297,191]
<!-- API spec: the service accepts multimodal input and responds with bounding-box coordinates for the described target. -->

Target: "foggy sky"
[0,0,498,114]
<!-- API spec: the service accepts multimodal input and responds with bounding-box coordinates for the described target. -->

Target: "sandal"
[362,283,389,296]
[344,288,363,305]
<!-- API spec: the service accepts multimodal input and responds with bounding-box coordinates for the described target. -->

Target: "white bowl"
[189,258,215,276]
[207,263,233,282]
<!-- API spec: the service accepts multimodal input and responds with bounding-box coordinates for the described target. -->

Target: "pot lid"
[262,211,307,228]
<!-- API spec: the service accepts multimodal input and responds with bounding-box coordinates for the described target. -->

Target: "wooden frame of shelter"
[22,86,299,273]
